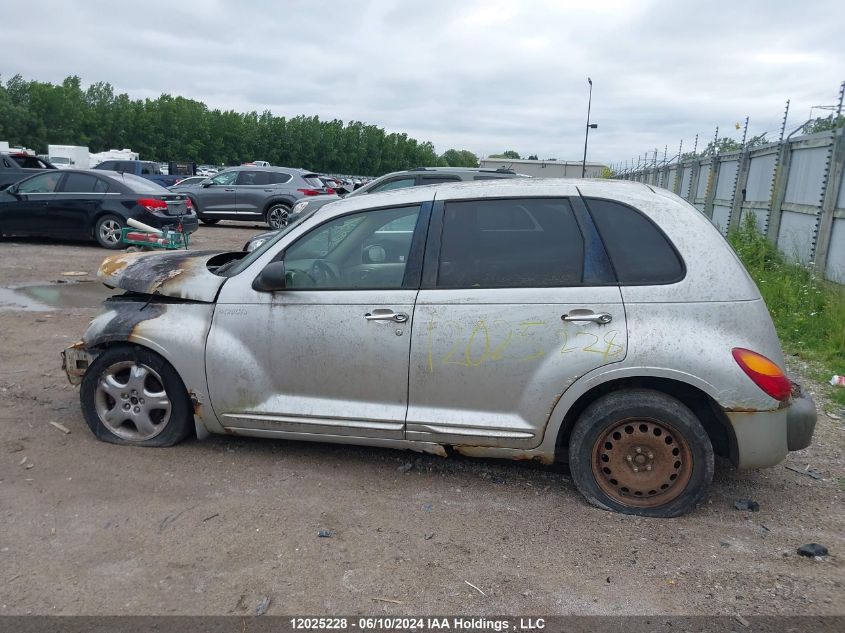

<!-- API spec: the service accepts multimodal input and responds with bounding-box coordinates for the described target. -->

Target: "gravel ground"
[0,224,843,616]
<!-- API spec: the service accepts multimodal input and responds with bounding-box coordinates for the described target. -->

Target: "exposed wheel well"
[262,199,293,215]
[555,377,736,464]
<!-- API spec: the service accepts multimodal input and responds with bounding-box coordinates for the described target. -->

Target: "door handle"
[364,311,409,323]
[562,312,612,324]
[224,188,236,192]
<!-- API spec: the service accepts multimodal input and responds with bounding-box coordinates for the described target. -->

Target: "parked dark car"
[94,160,185,188]
[0,169,198,249]
[0,152,57,190]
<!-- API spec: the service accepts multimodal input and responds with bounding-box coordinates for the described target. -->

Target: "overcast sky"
[1,0,843,168]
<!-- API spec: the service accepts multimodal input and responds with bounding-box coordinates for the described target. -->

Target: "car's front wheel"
[94,214,125,249]
[568,389,714,517]
[81,345,193,447]
[265,203,291,229]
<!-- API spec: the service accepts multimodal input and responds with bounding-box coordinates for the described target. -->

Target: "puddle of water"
[0,282,116,312]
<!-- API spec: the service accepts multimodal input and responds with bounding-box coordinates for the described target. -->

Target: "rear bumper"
[726,383,817,469]
[786,384,816,451]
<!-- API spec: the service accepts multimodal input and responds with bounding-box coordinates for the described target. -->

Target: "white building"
[479,157,607,178]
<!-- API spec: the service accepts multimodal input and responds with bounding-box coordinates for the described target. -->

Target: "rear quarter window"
[585,198,685,285]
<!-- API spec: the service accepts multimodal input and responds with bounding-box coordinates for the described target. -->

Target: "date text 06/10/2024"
[289,618,546,631]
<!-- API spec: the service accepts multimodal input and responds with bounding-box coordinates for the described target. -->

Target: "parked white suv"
[63,179,816,517]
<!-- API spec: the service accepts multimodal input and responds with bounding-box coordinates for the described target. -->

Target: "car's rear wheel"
[200,218,220,225]
[568,389,714,517]
[94,214,126,249]
[81,345,193,447]
[265,203,291,229]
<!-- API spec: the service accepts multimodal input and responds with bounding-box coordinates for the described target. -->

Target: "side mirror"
[252,261,287,292]
[202,181,213,188]
[5,185,18,195]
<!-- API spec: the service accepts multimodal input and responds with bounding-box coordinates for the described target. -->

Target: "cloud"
[1,0,842,168]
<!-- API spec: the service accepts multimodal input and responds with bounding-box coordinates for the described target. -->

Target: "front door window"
[283,205,421,289]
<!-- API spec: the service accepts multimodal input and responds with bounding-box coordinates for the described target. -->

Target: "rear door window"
[236,171,270,186]
[61,173,99,193]
[437,198,584,288]
[585,198,685,284]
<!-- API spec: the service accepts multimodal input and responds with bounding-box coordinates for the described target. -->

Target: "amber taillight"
[731,348,791,402]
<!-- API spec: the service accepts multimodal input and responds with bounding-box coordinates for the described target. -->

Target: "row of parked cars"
[0,150,522,249]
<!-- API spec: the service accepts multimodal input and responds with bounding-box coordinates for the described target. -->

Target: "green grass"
[728,214,845,407]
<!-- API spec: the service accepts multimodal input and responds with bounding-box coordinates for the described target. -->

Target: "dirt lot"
[0,224,843,616]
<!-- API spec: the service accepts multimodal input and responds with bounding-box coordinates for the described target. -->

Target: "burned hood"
[98,250,227,302]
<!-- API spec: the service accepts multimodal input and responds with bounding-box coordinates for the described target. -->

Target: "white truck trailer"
[48,145,90,169]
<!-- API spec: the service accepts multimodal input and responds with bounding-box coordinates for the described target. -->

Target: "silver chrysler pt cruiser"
[63,179,816,517]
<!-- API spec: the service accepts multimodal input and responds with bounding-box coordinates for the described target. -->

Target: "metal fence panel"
[695,164,711,198]
[838,163,845,211]
[712,205,732,235]
[784,146,828,205]
[680,165,693,199]
[666,167,678,192]
[825,218,845,283]
[740,207,769,234]
[715,159,739,199]
[777,210,818,264]
[745,153,777,202]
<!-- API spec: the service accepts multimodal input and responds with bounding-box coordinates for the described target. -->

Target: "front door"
[233,169,272,218]
[197,171,239,216]
[205,202,430,439]
[3,171,65,235]
[406,196,627,448]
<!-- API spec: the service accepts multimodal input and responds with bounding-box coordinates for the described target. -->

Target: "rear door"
[234,169,272,217]
[49,172,107,239]
[406,194,626,448]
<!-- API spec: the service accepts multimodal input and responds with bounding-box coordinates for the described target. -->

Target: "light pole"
[581,77,598,178]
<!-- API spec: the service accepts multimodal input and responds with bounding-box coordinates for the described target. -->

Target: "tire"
[94,214,126,249]
[265,203,291,229]
[568,389,714,518]
[80,345,193,447]
[200,218,220,225]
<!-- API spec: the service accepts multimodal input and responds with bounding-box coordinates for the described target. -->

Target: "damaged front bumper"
[61,341,94,385]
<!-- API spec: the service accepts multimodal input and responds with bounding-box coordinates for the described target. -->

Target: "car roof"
[311,178,656,222]
[219,166,317,175]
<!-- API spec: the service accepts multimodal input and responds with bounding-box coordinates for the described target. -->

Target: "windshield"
[225,208,320,276]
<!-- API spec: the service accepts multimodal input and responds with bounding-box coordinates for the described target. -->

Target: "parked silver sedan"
[63,179,816,517]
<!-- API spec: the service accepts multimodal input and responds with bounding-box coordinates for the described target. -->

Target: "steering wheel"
[310,259,339,285]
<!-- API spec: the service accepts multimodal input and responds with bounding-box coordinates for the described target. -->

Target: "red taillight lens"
[325,187,336,195]
[297,188,321,196]
[732,348,791,401]
[184,197,193,210]
[137,198,168,212]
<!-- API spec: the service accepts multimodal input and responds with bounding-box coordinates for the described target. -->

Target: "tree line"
[0,74,482,175]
